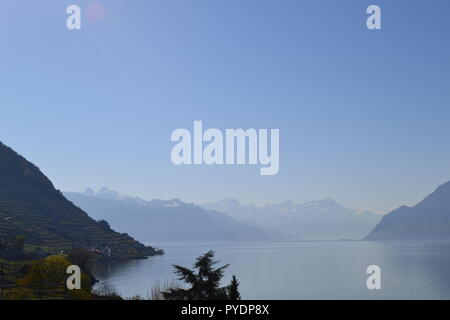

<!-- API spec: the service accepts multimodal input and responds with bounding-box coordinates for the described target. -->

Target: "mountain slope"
[0,141,157,255]
[203,198,382,240]
[365,181,450,241]
[64,189,271,242]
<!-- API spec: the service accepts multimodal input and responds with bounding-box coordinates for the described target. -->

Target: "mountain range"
[3,139,450,246]
[203,198,383,240]
[0,141,157,256]
[64,188,270,242]
[365,181,450,240]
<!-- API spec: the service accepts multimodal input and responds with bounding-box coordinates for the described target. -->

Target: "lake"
[93,240,450,300]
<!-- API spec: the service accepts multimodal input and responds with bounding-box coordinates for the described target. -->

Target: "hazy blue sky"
[1,0,449,211]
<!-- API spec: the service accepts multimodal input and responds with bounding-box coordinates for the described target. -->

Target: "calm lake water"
[93,240,450,300]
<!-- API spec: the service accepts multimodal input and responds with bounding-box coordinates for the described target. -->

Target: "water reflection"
[93,240,450,299]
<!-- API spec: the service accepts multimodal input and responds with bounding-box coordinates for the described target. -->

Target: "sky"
[1,0,450,211]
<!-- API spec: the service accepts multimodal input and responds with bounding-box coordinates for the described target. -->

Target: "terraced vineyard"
[0,141,156,254]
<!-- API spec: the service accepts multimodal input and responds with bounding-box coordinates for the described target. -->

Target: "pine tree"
[227,275,241,300]
[163,250,240,300]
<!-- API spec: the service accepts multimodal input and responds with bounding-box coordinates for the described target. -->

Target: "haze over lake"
[93,240,450,300]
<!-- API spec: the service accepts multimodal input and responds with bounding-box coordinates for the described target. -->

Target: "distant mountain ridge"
[365,181,450,241]
[64,188,270,242]
[203,198,382,240]
[0,141,157,255]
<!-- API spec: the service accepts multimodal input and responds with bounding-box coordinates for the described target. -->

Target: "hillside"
[0,141,158,256]
[64,188,270,242]
[365,181,450,241]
